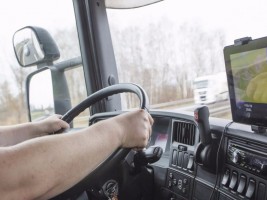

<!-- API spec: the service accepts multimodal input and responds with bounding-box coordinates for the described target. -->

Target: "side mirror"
[27,68,55,121]
[13,26,60,67]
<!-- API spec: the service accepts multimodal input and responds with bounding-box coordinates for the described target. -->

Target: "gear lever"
[194,106,220,173]
[194,106,211,145]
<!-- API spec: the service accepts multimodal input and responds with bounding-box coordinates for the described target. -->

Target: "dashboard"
[90,109,267,200]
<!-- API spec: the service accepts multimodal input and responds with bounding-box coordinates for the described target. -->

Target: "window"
[0,0,86,126]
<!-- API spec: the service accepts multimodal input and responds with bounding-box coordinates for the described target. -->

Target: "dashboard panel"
[89,109,267,200]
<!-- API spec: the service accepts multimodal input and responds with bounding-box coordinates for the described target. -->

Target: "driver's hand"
[34,114,70,135]
[112,109,154,149]
[246,72,267,103]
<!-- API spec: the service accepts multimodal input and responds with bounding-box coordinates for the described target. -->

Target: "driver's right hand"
[108,109,154,149]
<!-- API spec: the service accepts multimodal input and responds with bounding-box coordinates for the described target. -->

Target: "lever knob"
[231,150,241,164]
[134,146,163,167]
[194,106,211,145]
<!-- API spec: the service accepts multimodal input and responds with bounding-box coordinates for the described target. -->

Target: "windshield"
[107,0,267,119]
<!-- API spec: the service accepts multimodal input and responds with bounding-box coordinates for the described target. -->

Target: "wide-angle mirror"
[13,26,60,67]
[13,27,44,67]
[28,68,55,121]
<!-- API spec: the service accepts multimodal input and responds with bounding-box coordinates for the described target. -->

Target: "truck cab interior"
[1,0,267,200]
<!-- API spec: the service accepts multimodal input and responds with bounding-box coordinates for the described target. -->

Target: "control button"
[221,169,230,186]
[178,145,187,151]
[178,151,183,167]
[172,179,177,186]
[169,172,173,179]
[187,155,194,171]
[183,178,188,185]
[237,175,246,194]
[245,179,256,199]
[178,179,182,190]
[183,153,189,169]
[256,182,266,200]
[168,180,172,188]
[172,150,178,166]
[229,171,238,190]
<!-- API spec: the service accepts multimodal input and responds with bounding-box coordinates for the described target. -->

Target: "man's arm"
[0,110,153,200]
[0,114,69,146]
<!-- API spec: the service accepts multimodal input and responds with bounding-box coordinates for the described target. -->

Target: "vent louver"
[172,120,196,146]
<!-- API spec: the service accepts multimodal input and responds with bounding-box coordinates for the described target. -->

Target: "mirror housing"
[13,26,60,67]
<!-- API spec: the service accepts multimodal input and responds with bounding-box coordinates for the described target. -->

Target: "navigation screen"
[230,48,267,104]
[224,37,267,127]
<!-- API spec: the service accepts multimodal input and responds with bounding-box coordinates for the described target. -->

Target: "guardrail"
[150,98,194,109]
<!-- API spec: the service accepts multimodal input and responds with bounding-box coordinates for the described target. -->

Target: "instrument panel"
[89,110,267,200]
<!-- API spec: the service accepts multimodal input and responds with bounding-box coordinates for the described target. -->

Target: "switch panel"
[166,169,191,198]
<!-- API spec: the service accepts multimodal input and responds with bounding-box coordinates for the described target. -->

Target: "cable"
[208,121,233,200]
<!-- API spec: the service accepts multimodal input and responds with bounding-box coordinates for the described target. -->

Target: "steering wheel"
[50,83,149,200]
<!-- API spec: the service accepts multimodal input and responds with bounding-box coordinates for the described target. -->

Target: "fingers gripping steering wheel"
[50,83,149,200]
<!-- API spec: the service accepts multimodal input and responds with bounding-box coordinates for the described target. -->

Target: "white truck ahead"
[193,72,229,104]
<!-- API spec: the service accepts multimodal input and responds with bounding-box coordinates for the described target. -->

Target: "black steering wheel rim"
[50,83,149,200]
[62,83,149,124]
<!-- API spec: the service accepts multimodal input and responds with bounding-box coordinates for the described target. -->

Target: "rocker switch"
[245,179,256,199]
[221,169,230,186]
[229,171,238,190]
[237,175,246,194]
[187,155,194,171]
[172,150,178,166]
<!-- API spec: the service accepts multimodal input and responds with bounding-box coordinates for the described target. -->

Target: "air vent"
[172,120,196,146]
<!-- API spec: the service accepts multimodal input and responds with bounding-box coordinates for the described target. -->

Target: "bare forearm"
[0,122,44,146]
[0,115,69,147]
[0,120,121,200]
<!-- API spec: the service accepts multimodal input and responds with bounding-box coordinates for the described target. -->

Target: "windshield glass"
[107,0,267,119]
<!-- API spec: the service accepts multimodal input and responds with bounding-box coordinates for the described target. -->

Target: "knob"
[231,150,241,164]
